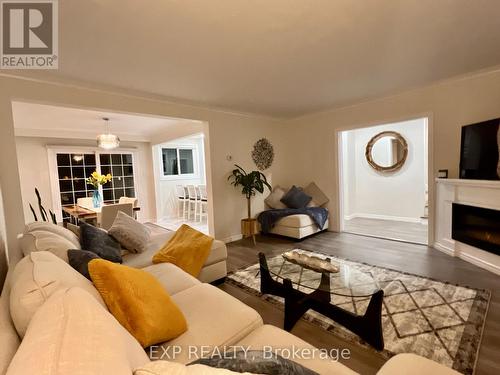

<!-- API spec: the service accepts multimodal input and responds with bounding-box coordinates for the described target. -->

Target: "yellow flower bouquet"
[86,171,112,188]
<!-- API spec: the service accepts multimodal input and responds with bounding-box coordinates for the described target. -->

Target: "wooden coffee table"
[259,249,384,350]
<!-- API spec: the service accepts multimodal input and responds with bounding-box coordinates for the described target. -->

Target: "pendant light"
[96,117,120,149]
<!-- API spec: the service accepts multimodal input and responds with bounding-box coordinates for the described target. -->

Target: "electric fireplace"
[452,203,500,256]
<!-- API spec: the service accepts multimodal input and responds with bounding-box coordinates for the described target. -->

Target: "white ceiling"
[12,101,187,142]
[12,0,500,117]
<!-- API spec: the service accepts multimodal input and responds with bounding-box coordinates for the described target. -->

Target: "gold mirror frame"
[365,131,408,173]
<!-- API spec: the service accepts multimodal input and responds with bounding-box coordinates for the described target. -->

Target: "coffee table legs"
[259,252,385,351]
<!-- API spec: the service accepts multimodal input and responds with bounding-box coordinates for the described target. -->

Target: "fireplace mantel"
[435,178,500,275]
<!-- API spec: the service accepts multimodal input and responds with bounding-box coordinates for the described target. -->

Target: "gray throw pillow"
[79,222,122,263]
[280,185,312,209]
[190,350,318,375]
[67,249,100,280]
[108,211,151,253]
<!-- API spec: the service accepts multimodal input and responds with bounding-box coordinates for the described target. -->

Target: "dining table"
[62,205,140,226]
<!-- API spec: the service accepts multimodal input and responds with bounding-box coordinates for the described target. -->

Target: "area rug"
[226,249,490,374]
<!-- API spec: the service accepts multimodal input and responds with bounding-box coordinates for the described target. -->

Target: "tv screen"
[460,118,500,180]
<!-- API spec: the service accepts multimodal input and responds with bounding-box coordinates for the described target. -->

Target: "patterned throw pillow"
[108,211,151,253]
[191,351,319,375]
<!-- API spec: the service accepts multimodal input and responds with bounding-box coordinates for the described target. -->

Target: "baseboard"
[345,213,424,224]
[459,252,500,276]
[222,234,243,243]
[433,242,455,256]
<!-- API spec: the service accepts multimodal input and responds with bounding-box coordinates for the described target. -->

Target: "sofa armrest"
[377,354,461,375]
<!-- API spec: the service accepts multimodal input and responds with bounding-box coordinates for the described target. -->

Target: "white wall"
[152,134,206,220]
[0,74,290,266]
[15,136,157,224]
[342,118,427,222]
[288,68,500,244]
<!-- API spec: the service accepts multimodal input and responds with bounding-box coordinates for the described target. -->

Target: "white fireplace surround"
[435,178,500,275]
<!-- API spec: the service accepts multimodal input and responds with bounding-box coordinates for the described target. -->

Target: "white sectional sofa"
[0,224,460,375]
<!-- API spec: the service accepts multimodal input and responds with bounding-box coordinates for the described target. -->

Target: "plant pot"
[241,218,258,245]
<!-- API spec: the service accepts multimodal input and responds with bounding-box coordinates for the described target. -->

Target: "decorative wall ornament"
[252,138,274,170]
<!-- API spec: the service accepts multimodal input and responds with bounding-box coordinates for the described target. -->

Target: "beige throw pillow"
[9,251,105,337]
[19,230,78,262]
[303,182,329,207]
[264,186,287,209]
[108,211,151,253]
[24,222,80,248]
[7,288,149,375]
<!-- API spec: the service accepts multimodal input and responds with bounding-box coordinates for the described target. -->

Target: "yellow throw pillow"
[88,259,187,348]
[152,224,214,277]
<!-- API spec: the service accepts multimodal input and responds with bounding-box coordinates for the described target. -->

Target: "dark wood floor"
[220,231,500,375]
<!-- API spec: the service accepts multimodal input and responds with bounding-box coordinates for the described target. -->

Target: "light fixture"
[96,117,120,149]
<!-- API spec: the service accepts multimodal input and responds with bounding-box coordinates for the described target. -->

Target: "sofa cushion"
[6,288,150,375]
[80,222,122,263]
[123,237,227,271]
[236,325,357,375]
[142,263,201,295]
[89,259,187,347]
[108,211,151,253]
[135,361,255,375]
[67,249,100,279]
[280,186,312,209]
[161,284,263,364]
[276,214,316,228]
[264,186,287,209]
[9,251,105,338]
[25,222,80,248]
[19,230,76,262]
[153,224,214,277]
[303,183,329,207]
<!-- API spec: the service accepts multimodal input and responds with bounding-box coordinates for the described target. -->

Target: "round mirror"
[365,131,408,172]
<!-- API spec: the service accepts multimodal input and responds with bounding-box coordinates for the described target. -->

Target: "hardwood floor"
[343,217,428,245]
[220,231,500,375]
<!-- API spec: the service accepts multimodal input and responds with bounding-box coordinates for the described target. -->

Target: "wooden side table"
[241,218,257,245]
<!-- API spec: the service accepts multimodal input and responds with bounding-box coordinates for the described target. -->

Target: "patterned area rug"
[226,250,490,374]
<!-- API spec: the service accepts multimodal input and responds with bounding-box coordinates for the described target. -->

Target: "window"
[162,147,196,177]
[54,151,136,222]
[100,153,135,204]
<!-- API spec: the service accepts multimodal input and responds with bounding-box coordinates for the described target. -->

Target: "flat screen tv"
[460,118,500,180]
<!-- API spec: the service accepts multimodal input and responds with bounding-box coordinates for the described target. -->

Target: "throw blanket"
[152,224,213,277]
[257,207,329,234]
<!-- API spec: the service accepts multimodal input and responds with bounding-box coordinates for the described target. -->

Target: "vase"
[92,189,102,208]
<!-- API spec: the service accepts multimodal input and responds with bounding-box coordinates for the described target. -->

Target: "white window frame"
[47,146,140,223]
[159,144,199,180]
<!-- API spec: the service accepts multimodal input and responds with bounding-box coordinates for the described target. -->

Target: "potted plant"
[86,171,112,208]
[228,164,272,244]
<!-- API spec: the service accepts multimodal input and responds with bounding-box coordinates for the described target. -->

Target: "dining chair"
[197,185,208,223]
[76,197,93,210]
[186,185,199,221]
[118,196,139,219]
[175,185,188,219]
[98,203,134,231]
[118,196,138,207]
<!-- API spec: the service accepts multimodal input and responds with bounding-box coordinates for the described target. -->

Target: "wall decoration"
[365,131,408,173]
[251,138,274,170]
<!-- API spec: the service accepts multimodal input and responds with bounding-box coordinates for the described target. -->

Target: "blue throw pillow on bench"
[280,185,312,209]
